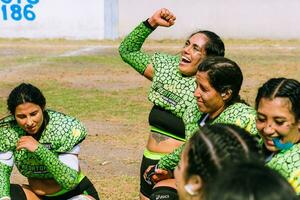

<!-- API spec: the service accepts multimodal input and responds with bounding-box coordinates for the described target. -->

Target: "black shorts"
[10,176,99,200]
[140,149,168,198]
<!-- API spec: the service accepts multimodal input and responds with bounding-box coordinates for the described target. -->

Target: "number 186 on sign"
[1,0,39,21]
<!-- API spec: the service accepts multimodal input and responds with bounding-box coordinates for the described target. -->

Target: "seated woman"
[205,161,298,200]
[0,83,99,200]
[146,56,261,199]
[255,77,300,194]
[174,123,263,200]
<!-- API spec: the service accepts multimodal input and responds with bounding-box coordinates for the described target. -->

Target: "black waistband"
[148,105,185,139]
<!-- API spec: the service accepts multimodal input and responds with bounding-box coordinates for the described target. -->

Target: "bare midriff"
[146,132,184,153]
[28,178,61,196]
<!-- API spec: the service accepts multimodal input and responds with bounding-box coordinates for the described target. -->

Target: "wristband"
[143,19,156,31]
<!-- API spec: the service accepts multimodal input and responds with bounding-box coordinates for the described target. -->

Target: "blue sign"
[1,0,39,21]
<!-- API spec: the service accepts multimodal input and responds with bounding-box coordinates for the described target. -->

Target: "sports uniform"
[158,102,260,170]
[119,21,196,197]
[267,143,300,195]
[0,110,99,200]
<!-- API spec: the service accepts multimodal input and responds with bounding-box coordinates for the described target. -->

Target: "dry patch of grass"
[1,38,300,199]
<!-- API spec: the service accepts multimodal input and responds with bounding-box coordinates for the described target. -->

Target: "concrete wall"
[0,0,105,39]
[0,0,300,39]
[119,0,300,40]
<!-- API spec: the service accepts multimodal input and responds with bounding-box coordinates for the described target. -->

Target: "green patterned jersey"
[119,21,196,118]
[0,110,87,198]
[267,143,300,194]
[158,102,260,170]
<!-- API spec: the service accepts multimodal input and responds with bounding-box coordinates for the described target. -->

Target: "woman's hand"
[144,165,173,185]
[16,136,39,152]
[148,8,176,29]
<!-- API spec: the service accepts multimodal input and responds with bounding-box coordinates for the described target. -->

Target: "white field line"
[59,44,300,57]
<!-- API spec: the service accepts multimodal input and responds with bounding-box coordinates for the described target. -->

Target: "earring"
[184,184,198,196]
[221,93,226,97]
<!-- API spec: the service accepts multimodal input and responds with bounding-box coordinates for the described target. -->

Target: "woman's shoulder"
[152,52,180,69]
[0,115,21,151]
[47,109,84,127]
[214,103,259,137]
[268,143,300,178]
[216,103,256,125]
[43,110,87,152]
[224,103,256,116]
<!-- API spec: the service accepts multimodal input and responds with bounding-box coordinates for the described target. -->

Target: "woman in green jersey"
[119,8,225,200]
[0,83,99,200]
[255,77,300,194]
[147,56,260,200]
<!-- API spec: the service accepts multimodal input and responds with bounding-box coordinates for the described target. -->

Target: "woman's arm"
[34,144,79,190]
[17,136,80,190]
[118,20,154,80]
[0,152,13,199]
[118,8,176,80]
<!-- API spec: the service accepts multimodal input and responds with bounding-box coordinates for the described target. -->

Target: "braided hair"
[255,77,300,121]
[184,123,262,183]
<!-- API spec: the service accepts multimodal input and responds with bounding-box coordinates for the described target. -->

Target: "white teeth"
[182,56,191,62]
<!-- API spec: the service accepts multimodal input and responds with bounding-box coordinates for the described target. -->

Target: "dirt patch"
[0,46,150,91]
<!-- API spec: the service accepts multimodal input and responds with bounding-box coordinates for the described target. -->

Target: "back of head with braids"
[255,77,300,121]
[184,123,262,183]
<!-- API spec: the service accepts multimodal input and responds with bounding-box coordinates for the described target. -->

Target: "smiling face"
[256,97,300,152]
[179,33,208,76]
[194,71,225,119]
[15,102,44,135]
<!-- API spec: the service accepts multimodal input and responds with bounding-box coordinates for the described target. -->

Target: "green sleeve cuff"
[158,144,185,171]
[34,144,79,190]
[0,162,12,198]
[119,22,153,74]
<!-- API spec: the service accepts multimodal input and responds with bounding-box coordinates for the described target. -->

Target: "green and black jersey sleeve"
[0,116,20,198]
[119,21,197,118]
[158,103,260,170]
[119,22,153,74]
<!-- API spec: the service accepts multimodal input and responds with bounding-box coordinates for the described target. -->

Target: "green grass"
[3,80,149,124]
[1,38,300,199]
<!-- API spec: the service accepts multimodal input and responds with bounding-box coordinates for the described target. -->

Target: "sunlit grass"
[1,38,300,199]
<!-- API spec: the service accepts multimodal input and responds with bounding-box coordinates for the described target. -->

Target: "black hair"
[205,162,298,200]
[197,56,245,106]
[255,78,300,121]
[7,83,46,115]
[185,123,262,183]
[189,30,225,57]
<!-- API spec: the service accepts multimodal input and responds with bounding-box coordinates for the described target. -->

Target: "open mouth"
[265,138,275,146]
[181,56,191,64]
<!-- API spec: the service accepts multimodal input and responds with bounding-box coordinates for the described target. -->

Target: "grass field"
[0,38,300,199]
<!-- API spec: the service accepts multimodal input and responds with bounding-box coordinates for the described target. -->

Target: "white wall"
[0,0,300,39]
[0,0,104,39]
[119,0,300,39]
